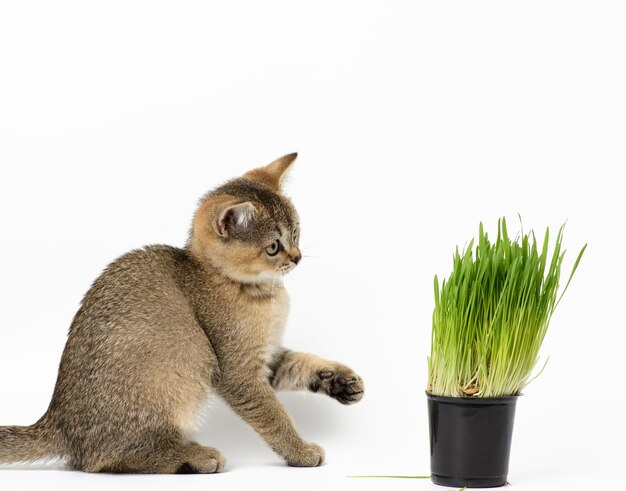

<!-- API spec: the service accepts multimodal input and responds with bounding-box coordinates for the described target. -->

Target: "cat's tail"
[0,414,64,464]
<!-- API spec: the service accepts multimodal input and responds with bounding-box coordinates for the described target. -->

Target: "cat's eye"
[292,229,299,243]
[265,239,281,256]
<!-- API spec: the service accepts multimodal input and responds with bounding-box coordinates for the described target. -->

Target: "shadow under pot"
[426,392,519,488]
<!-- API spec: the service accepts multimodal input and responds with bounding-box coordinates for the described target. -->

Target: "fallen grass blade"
[346,475,430,479]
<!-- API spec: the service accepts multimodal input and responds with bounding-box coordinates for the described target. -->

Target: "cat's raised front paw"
[313,366,364,405]
[286,442,325,467]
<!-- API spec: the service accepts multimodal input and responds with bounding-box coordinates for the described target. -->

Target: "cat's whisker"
[270,270,282,298]
[300,242,323,251]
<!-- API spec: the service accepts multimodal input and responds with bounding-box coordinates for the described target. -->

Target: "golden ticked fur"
[0,154,364,473]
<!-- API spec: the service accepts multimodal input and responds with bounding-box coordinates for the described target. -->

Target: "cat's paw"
[177,444,226,474]
[286,442,325,467]
[313,365,364,405]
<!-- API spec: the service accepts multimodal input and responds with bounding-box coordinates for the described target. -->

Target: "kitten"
[0,154,364,473]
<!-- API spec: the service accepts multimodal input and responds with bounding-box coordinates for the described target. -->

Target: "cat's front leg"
[268,349,364,405]
[219,378,324,467]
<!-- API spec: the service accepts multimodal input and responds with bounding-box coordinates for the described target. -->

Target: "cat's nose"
[291,253,302,265]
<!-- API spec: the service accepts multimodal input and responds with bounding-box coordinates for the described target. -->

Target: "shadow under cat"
[196,393,341,468]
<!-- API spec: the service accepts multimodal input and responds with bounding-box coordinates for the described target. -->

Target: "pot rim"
[426,391,520,404]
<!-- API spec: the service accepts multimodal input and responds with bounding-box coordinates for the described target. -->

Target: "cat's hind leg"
[80,435,225,474]
[173,442,225,474]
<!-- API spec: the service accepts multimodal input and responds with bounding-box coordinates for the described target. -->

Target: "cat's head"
[189,153,302,284]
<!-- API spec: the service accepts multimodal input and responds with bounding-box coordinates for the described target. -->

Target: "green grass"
[427,217,586,398]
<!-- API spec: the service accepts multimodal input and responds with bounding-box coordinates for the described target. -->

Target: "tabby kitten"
[0,154,364,473]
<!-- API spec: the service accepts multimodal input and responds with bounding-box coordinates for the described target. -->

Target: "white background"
[1,2,625,490]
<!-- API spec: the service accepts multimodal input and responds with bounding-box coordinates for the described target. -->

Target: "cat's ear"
[213,201,257,238]
[243,152,298,191]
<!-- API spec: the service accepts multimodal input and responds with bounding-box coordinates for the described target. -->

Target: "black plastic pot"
[426,392,518,488]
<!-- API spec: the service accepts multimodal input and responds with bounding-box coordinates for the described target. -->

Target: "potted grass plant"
[426,218,586,488]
